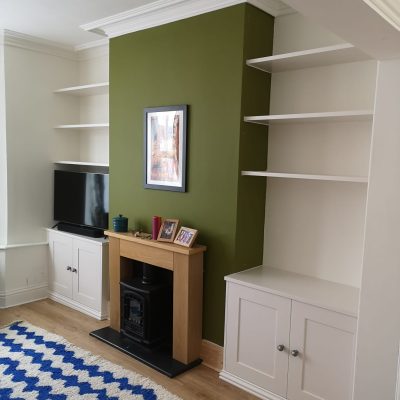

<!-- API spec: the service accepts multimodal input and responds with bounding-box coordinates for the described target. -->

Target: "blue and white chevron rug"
[0,321,181,400]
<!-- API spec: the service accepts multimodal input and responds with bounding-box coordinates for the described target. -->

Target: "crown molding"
[81,0,293,39]
[0,29,76,60]
[76,42,109,61]
[363,0,400,31]
[248,0,293,16]
[74,37,109,52]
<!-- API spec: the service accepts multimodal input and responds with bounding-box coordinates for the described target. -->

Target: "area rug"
[0,321,182,400]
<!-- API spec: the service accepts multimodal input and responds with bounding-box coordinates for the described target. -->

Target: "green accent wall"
[110,4,273,345]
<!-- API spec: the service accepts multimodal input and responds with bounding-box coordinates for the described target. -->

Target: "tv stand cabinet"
[93,230,206,371]
[47,228,109,320]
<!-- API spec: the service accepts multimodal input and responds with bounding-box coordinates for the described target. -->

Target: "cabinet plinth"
[106,230,206,365]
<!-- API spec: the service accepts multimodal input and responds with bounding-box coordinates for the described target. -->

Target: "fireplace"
[120,263,172,346]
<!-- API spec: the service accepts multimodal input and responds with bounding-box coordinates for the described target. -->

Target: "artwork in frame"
[144,105,187,192]
[174,227,198,248]
[157,219,180,242]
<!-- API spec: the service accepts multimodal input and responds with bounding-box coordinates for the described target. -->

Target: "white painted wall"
[0,33,78,307]
[0,34,7,246]
[0,251,5,294]
[0,245,48,308]
[4,44,77,244]
[353,59,400,400]
[263,13,377,287]
[272,12,346,55]
[78,45,109,164]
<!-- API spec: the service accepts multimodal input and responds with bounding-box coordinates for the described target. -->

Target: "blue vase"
[112,214,128,232]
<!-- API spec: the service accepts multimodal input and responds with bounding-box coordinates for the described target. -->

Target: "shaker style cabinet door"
[224,282,291,398]
[72,238,102,311]
[287,301,357,400]
[48,231,73,299]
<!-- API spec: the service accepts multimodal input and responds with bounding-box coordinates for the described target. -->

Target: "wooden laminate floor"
[0,299,256,400]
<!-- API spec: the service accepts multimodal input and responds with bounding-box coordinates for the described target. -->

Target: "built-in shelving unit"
[54,82,109,96]
[244,110,373,125]
[241,171,368,183]
[226,19,377,400]
[243,39,375,286]
[54,161,109,167]
[246,43,371,73]
[243,43,374,185]
[54,80,109,167]
[55,123,109,129]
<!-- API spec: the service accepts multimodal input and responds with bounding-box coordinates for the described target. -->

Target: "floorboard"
[0,299,257,400]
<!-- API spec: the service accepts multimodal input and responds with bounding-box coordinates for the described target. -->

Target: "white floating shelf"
[54,82,109,96]
[55,123,109,129]
[54,161,109,167]
[246,43,371,73]
[244,110,373,126]
[241,171,368,183]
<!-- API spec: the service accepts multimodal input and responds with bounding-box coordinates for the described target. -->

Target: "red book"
[152,216,162,240]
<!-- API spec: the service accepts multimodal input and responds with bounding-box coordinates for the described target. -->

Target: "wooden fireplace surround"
[105,230,207,365]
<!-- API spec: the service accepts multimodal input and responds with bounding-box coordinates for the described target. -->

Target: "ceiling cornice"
[363,0,400,31]
[74,38,109,52]
[81,0,293,39]
[248,0,293,16]
[76,41,109,61]
[0,29,76,60]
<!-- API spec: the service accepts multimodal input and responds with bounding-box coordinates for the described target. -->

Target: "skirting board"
[48,291,108,321]
[0,285,48,309]
[200,339,223,372]
[220,370,286,400]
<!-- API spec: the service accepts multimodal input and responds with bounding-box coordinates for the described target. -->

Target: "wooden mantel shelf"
[105,230,206,255]
[104,230,206,366]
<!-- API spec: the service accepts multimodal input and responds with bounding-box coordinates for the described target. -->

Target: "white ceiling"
[0,0,159,48]
[1,0,399,58]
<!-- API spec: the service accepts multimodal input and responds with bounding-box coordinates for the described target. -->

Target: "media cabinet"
[91,230,207,377]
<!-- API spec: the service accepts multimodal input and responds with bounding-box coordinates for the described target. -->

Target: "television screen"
[54,170,109,229]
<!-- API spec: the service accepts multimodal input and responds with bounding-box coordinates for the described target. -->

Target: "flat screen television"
[54,170,109,233]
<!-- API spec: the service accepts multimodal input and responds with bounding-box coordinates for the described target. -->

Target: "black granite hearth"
[90,327,202,378]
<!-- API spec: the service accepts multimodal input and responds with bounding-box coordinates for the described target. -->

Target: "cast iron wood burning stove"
[120,263,172,346]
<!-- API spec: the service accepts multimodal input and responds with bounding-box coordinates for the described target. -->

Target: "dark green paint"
[109,4,273,345]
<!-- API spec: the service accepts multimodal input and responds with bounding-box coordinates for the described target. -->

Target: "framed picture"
[157,219,180,242]
[174,227,198,248]
[144,105,187,192]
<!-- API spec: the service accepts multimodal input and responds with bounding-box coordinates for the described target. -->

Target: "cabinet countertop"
[226,266,359,317]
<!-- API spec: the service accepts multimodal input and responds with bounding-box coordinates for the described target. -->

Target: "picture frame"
[173,227,198,248]
[144,105,187,192]
[157,219,180,242]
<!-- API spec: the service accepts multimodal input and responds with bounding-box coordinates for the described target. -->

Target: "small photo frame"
[174,227,198,248]
[157,219,179,242]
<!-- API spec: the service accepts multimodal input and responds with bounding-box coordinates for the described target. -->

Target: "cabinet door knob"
[291,350,299,357]
[66,266,71,271]
[277,344,285,352]
[72,268,77,273]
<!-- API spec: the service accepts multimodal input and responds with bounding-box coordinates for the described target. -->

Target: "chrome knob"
[277,344,285,352]
[291,350,299,357]
[66,266,71,271]
[72,268,77,273]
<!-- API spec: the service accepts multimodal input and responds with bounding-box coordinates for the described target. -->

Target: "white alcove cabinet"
[47,229,109,319]
[221,267,358,400]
